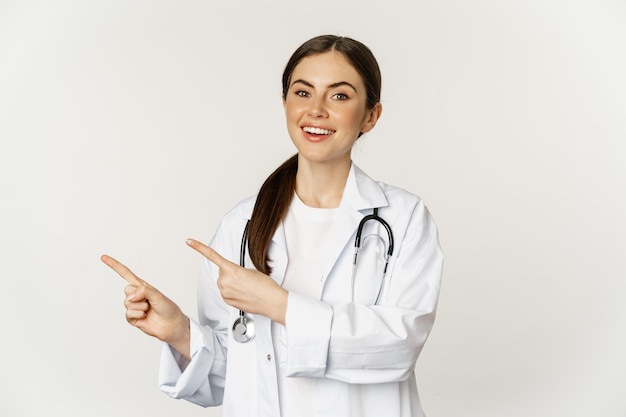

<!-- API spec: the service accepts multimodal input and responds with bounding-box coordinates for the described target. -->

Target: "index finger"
[186,239,236,270]
[100,254,144,286]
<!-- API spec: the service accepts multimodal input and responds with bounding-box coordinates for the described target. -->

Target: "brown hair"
[247,35,382,273]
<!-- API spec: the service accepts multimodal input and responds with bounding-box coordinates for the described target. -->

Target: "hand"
[186,239,288,325]
[101,255,190,357]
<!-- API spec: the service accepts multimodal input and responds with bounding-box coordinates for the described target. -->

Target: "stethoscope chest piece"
[232,314,255,343]
[233,221,255,343]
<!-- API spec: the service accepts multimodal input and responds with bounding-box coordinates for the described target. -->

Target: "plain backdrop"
[1,1,625,416]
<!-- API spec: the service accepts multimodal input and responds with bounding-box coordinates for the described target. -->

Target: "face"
[283,51,382,167]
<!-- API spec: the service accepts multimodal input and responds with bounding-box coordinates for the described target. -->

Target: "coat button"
[266,354,272,361]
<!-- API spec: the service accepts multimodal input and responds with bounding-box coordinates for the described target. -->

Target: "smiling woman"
[102,34,443,417]
[283,52,381,171]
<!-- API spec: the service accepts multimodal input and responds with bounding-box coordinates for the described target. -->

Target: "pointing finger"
[101,254,145,286]
[186,239,236,270]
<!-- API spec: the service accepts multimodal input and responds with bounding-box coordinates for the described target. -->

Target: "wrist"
[165,314,190,344]
[166,316,191,360]
[268,288,288,325]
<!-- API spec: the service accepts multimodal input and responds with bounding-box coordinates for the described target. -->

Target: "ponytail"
[247,35,381,274]
[248,154,298,274]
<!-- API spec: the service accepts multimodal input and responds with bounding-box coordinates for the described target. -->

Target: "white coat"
[157,163,444,417]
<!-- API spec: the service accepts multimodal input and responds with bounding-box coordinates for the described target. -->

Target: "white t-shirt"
[272,193,338,417]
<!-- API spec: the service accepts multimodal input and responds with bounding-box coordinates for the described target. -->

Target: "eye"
[295,90,310,98]
[332,92,349,100]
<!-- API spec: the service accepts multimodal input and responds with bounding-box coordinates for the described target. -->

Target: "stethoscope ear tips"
[232,315,255,343]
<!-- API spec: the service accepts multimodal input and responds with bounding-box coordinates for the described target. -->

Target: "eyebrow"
[291,79,358,93]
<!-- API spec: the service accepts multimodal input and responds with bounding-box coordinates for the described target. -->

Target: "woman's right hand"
[101,255,191,359]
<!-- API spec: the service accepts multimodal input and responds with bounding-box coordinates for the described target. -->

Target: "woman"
[102,35,443,417]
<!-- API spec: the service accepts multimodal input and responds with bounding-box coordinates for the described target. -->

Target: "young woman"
[102,35,443,417]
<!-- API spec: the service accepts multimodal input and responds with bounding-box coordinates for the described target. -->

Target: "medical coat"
[158,163,444,417]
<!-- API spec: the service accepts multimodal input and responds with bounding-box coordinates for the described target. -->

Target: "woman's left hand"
[186,238,288,325]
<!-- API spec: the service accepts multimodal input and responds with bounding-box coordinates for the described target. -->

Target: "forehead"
[291,51,364,87]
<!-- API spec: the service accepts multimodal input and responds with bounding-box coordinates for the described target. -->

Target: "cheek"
[284,103,302,124]
[336,107,368,129]
[284,106,302,138]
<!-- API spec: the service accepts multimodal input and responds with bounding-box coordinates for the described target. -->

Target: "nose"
[308,96,328,118]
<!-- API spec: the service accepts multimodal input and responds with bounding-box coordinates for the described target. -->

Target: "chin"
[297,150,351,166]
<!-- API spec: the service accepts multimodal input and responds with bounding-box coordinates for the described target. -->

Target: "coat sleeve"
[157,216,240,406]
[282,199,443,384]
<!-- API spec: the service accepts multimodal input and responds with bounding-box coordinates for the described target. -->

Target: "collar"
[242,162,388,221]
[269,162,387,266]
[341,163,389,212]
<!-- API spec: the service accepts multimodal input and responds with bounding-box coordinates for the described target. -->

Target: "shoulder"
[353,165,436,237]
[216,194,257,234]
[377,181,432,233]
[352,164,424,211]
[378,181,436,237]
[378,181,424,209]
[209,195,257,259]
[222,194,257,221]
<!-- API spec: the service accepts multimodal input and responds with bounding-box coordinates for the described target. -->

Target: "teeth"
[303,126,334,135]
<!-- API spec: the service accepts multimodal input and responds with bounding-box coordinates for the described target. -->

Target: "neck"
[295,157,351,208]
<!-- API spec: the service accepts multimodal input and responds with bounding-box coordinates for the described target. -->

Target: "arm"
[99,254,224,406]
[283,200,443,383]
[158,214,288,405]
[157,222,236,406]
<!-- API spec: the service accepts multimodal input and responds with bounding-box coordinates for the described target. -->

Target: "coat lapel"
[319,164,388,290]
[268,221,288,285]
[261,163,388,293]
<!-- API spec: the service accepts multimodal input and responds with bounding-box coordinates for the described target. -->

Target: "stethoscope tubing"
[354,208,394,262]
[232,221,255,343]
[351,208,394,304]
[234,208,394,343]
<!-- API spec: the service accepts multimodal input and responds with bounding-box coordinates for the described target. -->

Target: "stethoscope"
[232,221,255,343]
[232,208,394,344]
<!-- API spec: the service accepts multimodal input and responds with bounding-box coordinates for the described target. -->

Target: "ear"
[359,102,383,135]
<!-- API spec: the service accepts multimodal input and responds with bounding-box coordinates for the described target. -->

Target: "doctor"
[102,35,443,417]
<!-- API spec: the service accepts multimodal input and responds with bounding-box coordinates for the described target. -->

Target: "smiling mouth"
[302,126,335,135]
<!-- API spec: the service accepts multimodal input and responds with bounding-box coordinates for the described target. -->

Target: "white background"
[1,1,625,416]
